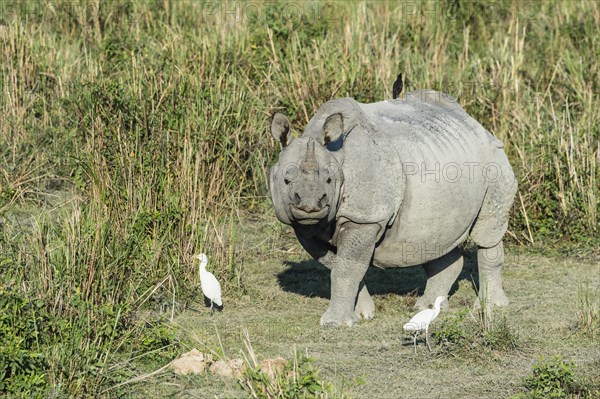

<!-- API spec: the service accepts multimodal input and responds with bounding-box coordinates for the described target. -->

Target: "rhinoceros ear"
[271,112,291,147]
[323,113,344,144]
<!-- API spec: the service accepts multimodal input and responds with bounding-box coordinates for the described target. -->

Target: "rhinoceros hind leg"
[355,280,375,320]
[474,241,509,308]
[414,247,463,310]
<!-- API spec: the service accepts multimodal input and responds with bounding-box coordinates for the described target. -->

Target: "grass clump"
[478,314,520,351]
[240,350,343,399]
[574,283,599,338]
[513,355,598,399]
[474,301,521,351]
[433,307,469,347]
[433,306,520,355]
[239,334,347,399]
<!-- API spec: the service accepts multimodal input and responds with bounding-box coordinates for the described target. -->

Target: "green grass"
[152,229,600,398]
[513,355,599,399]
[0,1,599,397]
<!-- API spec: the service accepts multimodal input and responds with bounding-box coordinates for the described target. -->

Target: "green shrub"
[0,293,48,398]
[525,355,575,398]
[514,355,597,399]
[433,307,469,346]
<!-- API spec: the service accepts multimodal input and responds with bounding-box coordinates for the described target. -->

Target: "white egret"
[197,253,222,315]
[403,296,445,353]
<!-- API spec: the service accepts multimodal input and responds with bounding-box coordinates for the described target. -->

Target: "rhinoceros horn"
[301,138,319,174]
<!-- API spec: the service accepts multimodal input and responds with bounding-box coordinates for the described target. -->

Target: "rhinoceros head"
[268,112,345,226]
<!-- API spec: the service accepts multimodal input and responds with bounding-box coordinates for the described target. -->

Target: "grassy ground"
[126,220,600,398]
[0,1,598,398]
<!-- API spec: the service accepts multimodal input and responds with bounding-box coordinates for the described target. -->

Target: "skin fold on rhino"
[269,90,517,327]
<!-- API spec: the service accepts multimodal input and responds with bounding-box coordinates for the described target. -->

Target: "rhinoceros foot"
[474,289,509,309]
[354,287,375,320]
[320,307,359,327]
[493,292,510,307]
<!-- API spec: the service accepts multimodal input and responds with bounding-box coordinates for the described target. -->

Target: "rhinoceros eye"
[284,178,291,185]
[326,177,332,184]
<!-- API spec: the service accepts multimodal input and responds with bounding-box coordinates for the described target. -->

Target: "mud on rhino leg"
[320,223,379,327]
[476,241,509,307]
[414,247,463,310]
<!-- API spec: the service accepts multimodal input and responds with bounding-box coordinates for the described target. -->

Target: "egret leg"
[413,333,417,354]
[425,327,431,352]
[210,300,214,316]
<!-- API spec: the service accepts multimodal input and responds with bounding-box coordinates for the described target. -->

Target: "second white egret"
[403,296,445,353]
[197,253,222,315]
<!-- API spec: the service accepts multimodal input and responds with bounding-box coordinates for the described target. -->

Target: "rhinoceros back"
[357,90,509,266]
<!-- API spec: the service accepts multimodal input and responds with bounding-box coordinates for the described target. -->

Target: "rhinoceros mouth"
[290,205,330,224]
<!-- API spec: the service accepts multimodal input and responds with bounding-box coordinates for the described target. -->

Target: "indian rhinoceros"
[268,89,517,327]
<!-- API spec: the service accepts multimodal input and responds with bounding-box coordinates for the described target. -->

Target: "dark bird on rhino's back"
[393,73,403,99]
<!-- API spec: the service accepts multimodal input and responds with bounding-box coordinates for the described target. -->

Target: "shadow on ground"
[277,246,479,300]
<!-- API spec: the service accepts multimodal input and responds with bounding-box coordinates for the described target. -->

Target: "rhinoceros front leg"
[320,223,379,327]
[296,231,375,321]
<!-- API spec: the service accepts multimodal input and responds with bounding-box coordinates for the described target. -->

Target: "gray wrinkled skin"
[269,90,517,327]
